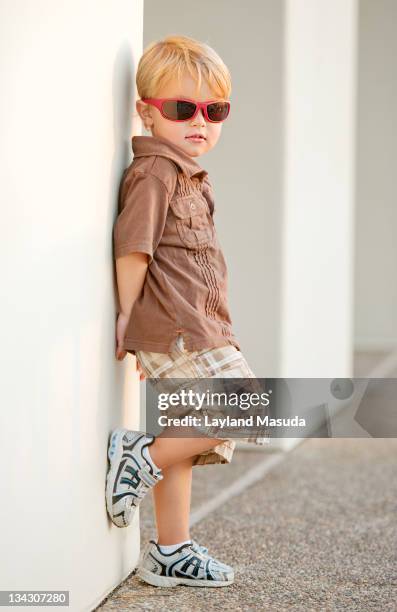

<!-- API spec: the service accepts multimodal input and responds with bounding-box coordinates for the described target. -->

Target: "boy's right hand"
[135,357,146,381]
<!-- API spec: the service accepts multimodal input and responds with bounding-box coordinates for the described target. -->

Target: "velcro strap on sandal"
[137,466,158,487]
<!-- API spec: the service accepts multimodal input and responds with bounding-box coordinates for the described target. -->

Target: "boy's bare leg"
[152,456,194,545]
[148,430,224,545]
[148,430,223,470]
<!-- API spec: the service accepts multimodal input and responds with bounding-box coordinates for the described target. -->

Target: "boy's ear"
[136,99,150,120]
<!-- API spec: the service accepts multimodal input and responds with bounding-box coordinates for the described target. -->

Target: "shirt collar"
[131,134,208,180]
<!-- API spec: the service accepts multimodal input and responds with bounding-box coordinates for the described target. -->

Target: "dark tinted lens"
[207,102,229,122]
[162,100,196,120]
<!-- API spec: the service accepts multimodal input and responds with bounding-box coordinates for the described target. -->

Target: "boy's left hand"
[115,312,129,361]
[115,312,146,380]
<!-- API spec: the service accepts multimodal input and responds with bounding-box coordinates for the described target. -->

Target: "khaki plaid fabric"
[136,334,270,466]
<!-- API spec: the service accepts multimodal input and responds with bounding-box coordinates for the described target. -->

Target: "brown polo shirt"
[113,134,241,355]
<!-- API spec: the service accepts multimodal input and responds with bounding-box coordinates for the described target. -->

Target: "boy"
[106,35,270,588]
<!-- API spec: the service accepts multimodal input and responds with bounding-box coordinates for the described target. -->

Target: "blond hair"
[136,35,231,100]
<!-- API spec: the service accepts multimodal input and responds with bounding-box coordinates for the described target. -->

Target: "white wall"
[354,0,397,350]
[0,2,143,610]
[281,0,358,377]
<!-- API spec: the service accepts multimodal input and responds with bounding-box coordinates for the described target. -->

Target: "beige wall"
[354,0,397,350]
[0,1,144,609]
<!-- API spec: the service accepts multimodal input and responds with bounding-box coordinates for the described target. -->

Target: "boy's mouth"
[185,134,206,142]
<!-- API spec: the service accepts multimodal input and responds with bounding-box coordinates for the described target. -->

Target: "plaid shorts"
[135,334,270,466]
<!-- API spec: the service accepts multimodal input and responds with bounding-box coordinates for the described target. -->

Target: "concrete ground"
[96,437,397,611]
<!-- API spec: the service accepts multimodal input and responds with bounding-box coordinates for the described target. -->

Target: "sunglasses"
[141,97,231,123]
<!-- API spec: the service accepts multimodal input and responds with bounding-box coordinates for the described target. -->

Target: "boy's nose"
[191,109,206,125]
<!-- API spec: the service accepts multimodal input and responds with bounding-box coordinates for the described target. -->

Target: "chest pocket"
[170,193,214,249]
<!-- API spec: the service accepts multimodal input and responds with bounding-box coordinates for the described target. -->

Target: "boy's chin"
[183,139,208,154]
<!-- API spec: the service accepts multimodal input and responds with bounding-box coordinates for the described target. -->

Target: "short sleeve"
[113,170,169,264]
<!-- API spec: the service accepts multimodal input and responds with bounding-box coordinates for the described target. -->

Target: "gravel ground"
[96,438,397,611]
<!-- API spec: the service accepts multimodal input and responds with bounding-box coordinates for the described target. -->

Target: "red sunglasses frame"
[141,97,231,123]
